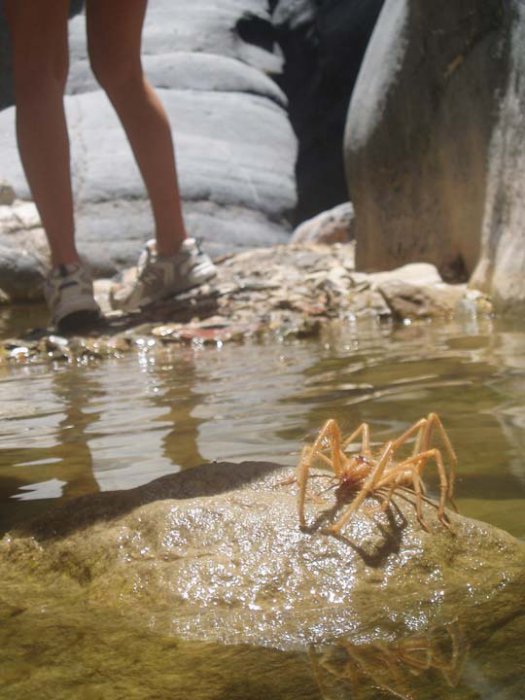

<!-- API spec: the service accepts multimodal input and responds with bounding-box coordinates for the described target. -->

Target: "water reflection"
[0,317,524,539]
[310,623,468,699]
[309,610,525,700]
[0,365,100,529]
[142,349,206,469]
[0,348,209,531]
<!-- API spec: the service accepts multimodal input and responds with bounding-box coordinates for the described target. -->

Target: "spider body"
[296,413,458,533]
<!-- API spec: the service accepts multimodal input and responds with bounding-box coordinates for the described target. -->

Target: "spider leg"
[392,414,458,510]
[311,419,346,477]
[423,413,458,506]
[328,441,394,534]
[391,418,428,453]
[341,422,372,457]
[384,448,451,527]
[296,419,348,527]
[377,461,429,529]
[296,444,314,528]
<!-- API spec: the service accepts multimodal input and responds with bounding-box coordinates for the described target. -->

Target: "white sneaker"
[44,262,101,331]
[109,238,217,312]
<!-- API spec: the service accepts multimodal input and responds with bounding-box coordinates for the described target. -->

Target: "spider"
[295,412,458,533]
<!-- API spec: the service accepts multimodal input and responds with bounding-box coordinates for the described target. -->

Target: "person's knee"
[88,47,143,99]
[13,55,69,103]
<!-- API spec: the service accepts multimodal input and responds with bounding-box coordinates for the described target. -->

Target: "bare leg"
[4,0,79,266]
[86,0,187,256]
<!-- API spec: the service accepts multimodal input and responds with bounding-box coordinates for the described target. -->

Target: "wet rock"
[1,461,524,653]
[378,279,462,320]
[290,201,355,244]
[369,263,492,320]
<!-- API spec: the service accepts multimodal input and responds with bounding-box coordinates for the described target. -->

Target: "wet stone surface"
[1,461,524,652]
[0,243,492,366]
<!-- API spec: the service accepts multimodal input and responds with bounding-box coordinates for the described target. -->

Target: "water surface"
[1,314,524,538]
[1,313,524,699]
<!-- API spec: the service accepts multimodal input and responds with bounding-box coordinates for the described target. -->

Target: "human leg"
[5,0,100,329]
[86,0,216,311]
[5,0,78,266]
[86,0,186,256]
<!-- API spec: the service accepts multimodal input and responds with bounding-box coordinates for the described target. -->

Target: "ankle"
[51,252,81,268]
[156,237,186,258]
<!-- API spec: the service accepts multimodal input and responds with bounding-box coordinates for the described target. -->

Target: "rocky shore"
[0,240,492,366]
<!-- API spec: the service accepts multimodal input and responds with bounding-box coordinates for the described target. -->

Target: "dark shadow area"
[236,12,276,54]
[271,0,385,223]
[12,460,285,541]
[303,491,407,567]
[16,284,221,341]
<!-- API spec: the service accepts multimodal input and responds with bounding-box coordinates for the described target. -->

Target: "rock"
[0,243,46,302]
[368,261,443,288]
[0,200,41,233]
[377,278,468,321]
[0,242,496,360]
[345,0,508,283]
[290,201,355,244]
[0,200,49,300]
[1,461,524,670]
[367,263,477,320]
[0,0,297,281]
[0,179,15,205]
[469,3,525,313]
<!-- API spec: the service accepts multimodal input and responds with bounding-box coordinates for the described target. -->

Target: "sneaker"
[44,262,101,332]
[109,237,217,312]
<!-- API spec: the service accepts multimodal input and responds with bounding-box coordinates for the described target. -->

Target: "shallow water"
[1,314,524,538]
[1,312,525,698]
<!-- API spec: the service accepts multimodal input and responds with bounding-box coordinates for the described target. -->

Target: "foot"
[44,262,102,332]
[109,238,217,312]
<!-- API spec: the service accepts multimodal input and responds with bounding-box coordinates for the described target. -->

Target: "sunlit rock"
[469,3,525,313]
[290,202,355,245]
[344,0,511,290]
